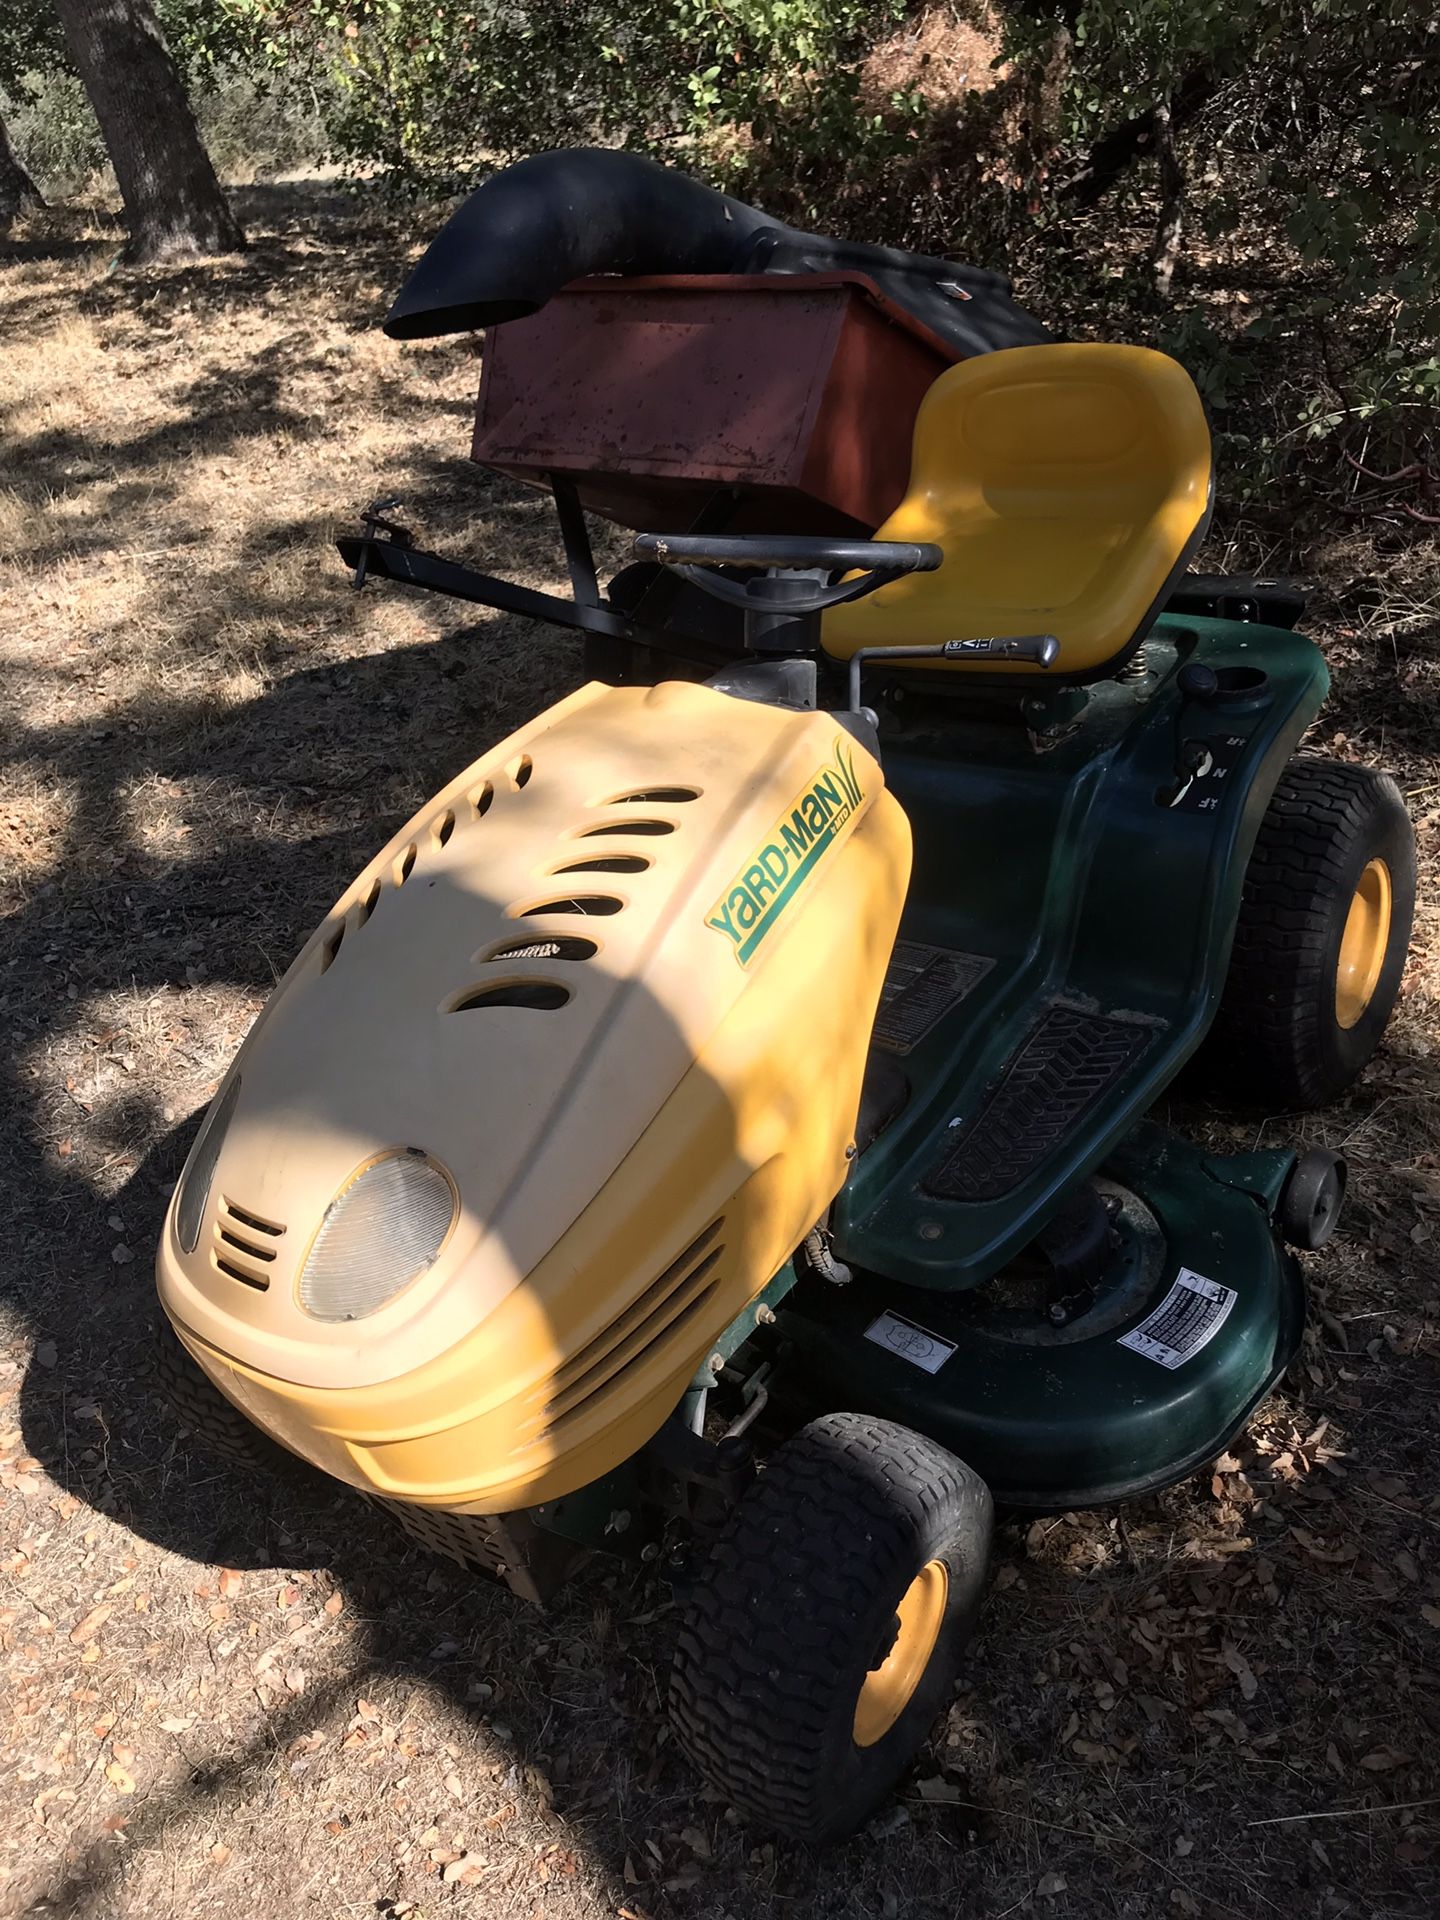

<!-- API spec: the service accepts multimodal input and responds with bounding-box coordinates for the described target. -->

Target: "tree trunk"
[51,0,244,263]
[1149,99,1186,301]
[0,111,45,231]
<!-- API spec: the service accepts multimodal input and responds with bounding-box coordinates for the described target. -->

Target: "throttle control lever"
[846,635,1059,712]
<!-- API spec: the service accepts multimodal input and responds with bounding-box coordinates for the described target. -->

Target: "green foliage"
[998,0,1440,500]
[6,70,101,196]
[232,1,912,212]
[0,1,66,103]
[4,0,1435,525]
[1,0,333,194]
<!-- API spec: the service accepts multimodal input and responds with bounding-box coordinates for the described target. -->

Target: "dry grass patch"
[2,183,1438,1920]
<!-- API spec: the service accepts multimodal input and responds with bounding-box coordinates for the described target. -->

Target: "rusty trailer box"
[471,274,964,537]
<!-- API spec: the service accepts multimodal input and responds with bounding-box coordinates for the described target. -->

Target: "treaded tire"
[154,1322,290,1475]
[668,1412,992,1844]
[1203,756,1415,1108]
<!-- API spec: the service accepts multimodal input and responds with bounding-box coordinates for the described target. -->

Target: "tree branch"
[1062,62,1219,209]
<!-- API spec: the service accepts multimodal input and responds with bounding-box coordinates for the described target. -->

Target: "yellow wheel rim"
[1335,858,1392,1031]
[852,1559,949,1748]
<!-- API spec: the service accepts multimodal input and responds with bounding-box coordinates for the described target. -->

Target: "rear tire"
[1203,757,1414,1108]
[669,1412,992,1844]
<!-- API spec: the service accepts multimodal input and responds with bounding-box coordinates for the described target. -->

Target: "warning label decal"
[1118,1268,1237,1370]
[872,942,995,1054]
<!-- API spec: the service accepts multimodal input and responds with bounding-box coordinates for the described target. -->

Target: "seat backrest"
[822,343,1212,679]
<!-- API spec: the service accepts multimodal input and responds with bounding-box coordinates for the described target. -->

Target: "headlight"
[299,1150,457,1322]
[176,1075,241,1254]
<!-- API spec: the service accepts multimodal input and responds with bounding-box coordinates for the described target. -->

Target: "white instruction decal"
[1118,1268,1237,1369]
[865,1311,956,1375]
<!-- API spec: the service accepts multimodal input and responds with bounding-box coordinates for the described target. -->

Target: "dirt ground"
[2,185,1439,1920]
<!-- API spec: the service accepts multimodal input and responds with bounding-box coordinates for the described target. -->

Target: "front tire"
[669,1412,992,1844]
[154,1322,289,1475]
[1204,757,1415,1108]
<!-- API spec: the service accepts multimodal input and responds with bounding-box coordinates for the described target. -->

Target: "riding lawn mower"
[154,150,1416,1842]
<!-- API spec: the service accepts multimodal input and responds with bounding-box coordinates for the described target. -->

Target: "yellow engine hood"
[158,678,909,1509]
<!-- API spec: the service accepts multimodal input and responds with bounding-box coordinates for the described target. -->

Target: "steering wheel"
[631,532,943,618]
[632,531,1059,690]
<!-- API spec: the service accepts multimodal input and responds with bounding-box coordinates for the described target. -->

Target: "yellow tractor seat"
[823,343,1213,680]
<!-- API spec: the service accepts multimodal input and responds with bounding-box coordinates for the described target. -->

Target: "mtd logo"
[706,737,867,967]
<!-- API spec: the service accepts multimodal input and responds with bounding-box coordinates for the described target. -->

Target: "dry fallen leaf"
[1360,1748,1411,1772]
[443,1770,464,1799]
[218,1569,243,1599]
[69,1603,112,1646]
[916,1774,963,1804]
[104,1762,136,1795]
[1038,1872,1068,1897]
[209,1842,232,1867]
[1222,1642,1259,1702]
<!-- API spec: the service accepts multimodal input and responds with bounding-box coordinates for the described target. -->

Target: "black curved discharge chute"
[383,147,1049,358]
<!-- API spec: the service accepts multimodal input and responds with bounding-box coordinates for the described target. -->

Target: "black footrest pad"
[924,1005,1155,1202]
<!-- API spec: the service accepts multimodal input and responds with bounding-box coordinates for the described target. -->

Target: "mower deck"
[776,1125,1305,1510]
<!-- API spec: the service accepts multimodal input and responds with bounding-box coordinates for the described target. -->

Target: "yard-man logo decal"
[707,738,867,967]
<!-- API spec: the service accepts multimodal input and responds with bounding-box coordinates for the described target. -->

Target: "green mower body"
[522,611,1331,1538]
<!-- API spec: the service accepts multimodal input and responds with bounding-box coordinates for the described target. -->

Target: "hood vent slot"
[218,1227,276,1261]
[214,1256,269,1290]
[223,1199,284,1238]
[450,981,571,1013]
[520,894,624,918]
[551,854,649,876]
[578,819,674,838]
[482,934,597,963]
[605,787,700,805]
[212,1196,285,1291]
[541,1221,726,1432]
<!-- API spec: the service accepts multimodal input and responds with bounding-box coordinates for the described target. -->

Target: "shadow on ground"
[3,179,1438,1920]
